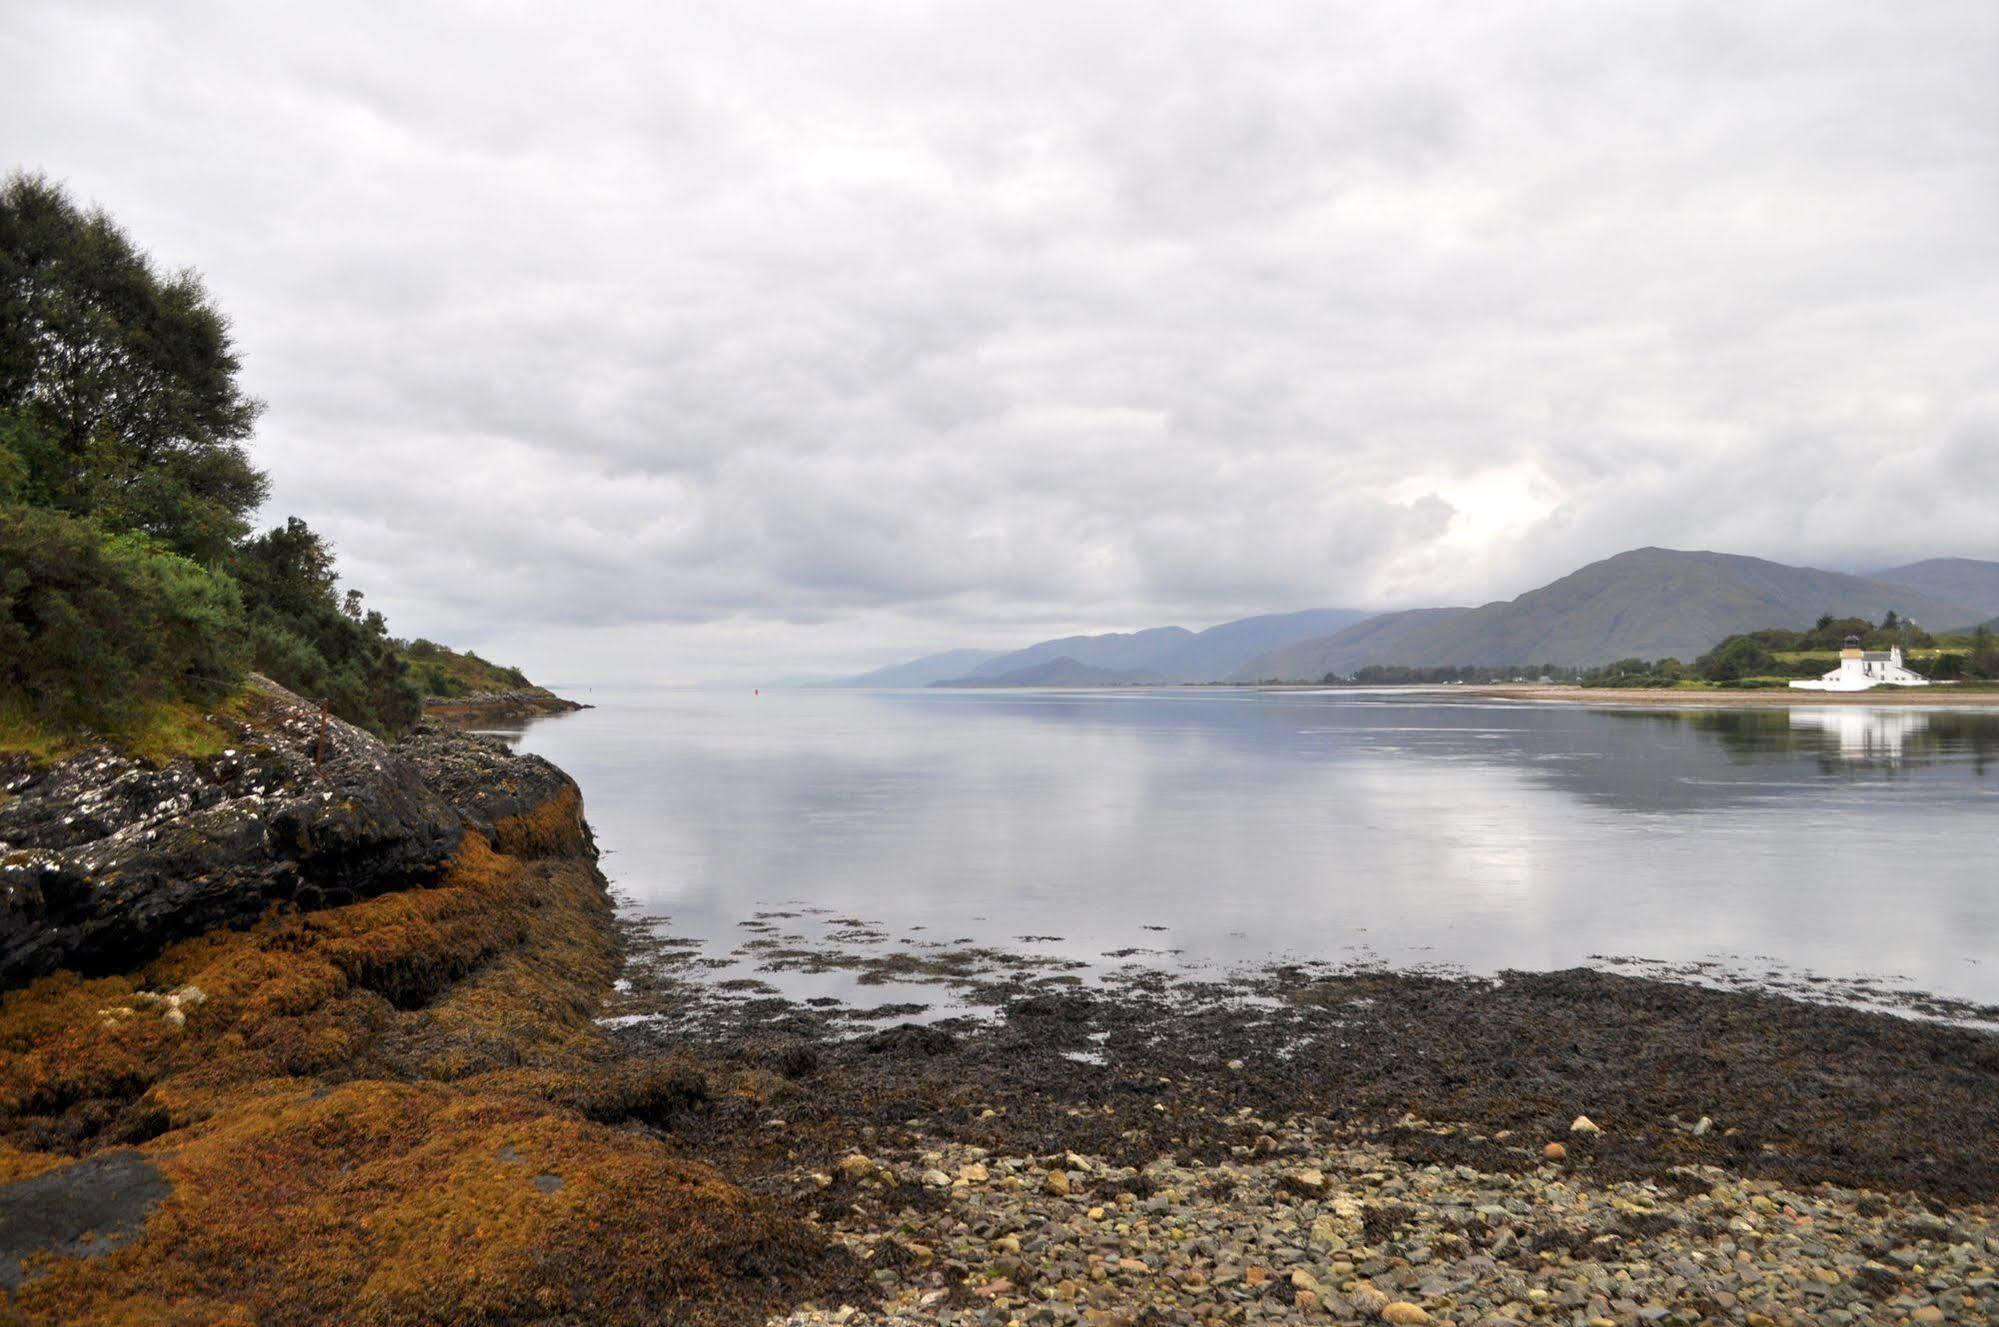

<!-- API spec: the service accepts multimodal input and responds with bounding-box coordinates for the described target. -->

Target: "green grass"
[0,690,247,767]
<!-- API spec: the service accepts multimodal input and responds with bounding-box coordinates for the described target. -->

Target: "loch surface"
[503,687,1999,1008]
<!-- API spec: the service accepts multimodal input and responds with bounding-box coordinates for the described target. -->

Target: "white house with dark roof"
[1789,637,1930,692]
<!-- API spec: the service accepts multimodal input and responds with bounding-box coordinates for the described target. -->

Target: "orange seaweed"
[0,784,838,1326]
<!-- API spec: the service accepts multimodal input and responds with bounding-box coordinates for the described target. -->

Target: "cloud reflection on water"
[505,690,1999,1005]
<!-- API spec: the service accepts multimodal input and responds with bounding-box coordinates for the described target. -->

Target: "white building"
[1789,637,1930,692]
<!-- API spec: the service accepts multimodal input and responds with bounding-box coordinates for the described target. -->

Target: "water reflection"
[503,689,1999,1005]
[1789,708,1930,765]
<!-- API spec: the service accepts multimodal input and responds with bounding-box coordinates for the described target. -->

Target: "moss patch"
[0,692,246,769]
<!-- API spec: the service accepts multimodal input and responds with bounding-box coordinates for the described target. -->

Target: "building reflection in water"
[1788,707,1932,764]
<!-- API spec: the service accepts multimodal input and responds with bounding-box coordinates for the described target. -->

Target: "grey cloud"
[3,0,1996,681]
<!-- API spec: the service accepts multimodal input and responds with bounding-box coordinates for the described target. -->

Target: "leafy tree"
[0,408,28,499]
[235,518,420,734]
[1580,657,1685,688]
[1,174,266,561]
[1970,627,1999,681]
[2,176,520,740]
[1697,635,1775,683]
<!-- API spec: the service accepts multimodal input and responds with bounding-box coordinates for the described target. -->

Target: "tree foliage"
[1,174,266,562]
[1579,657,1687,688]
[1696,635,1775,683]
[236,518,420,732]
[1335,663,1580,685]
[2,173,426,737]
[0,504,247,725]
[402,638,532,698]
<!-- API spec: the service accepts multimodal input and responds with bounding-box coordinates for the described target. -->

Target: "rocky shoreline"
[422,687,589,724]
[0,679,851,1324]
[770,1118,1992,1327]
[603,916,1999,1327]
[4,692,1997,1325]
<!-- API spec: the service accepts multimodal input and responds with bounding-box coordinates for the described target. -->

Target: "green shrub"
[0,503,246,727]
[103,530,249,699]
[1696,635,1775,683]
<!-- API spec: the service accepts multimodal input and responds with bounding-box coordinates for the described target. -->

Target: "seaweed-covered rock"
[0,676,577,989]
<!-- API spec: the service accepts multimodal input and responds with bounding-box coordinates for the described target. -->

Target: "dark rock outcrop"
[421,689,585,723]
[0,1150,170,1289]
[397,721,577,838]
[0,676,581,989]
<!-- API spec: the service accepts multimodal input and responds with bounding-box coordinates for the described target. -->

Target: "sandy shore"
[1456,684,1999,707]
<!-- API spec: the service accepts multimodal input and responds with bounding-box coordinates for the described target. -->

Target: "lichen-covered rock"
[0,676,579,989]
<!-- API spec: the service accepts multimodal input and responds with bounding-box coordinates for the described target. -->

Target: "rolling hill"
[1238,548,1984,679]
[1142,608,1373,681]
[832,648,1004,688]
[934,657,1165,687]
[839,608,1372,687]
[1232,607,1470,681]
[1870,558,1999,620]
[832,548,1996,689]
[962,625,1196,679]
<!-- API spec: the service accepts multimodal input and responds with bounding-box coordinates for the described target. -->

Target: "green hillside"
[398,639,544,698]
[1233,607,1470,681]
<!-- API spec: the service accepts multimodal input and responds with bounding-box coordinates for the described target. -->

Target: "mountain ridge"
[831,608,1372,688]
[828,547,1994,689]
[1242,548,1984,680]
[933,656,1164,687]
[1231,607,1471,682]
[1868,558,1999,619]
[829,648,1005,688]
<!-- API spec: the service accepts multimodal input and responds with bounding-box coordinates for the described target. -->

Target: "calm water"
[501,688,1999,1008]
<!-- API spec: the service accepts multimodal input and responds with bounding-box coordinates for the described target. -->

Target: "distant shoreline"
[421,688,588,723]
[910,681,1999,705]
[1452,683,1999,706]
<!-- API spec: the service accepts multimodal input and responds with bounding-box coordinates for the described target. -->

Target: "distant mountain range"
[823,548,1999,687]
[1235,607,1471,683]
[940,657,1168,687]
[829,610,1372,688]
[830,648,1006,688]
[1236,548,1984,680]
[932,609,1372,686]
[1866,558,1999,620]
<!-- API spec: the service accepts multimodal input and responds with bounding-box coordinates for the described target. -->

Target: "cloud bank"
[5,1,1996,679]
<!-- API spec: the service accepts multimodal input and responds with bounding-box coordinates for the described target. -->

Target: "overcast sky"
[5,2,1996,681]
